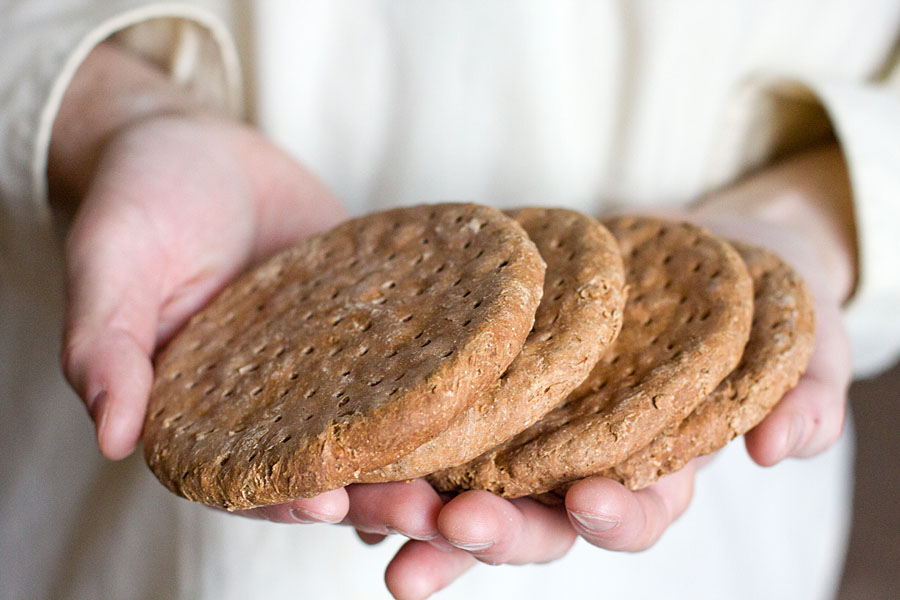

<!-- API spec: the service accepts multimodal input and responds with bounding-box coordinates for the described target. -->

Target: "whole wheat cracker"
[359,208,625,483]
[602,241,815,489]
[429,216,753,497]
[143,203,545,509]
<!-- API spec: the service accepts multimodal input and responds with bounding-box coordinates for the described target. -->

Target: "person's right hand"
[52,42,462,539]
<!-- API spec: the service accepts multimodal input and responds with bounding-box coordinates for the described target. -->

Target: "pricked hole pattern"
[282,435,292,444]
[699,309,712,321]
[304,389,317,399]
[152,407,165,419]
[155,205,543,486]
[170,371,182,381]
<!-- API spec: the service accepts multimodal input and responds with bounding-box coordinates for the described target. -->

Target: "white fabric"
[2,0,895,598]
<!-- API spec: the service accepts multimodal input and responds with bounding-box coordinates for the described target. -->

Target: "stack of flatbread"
[142,204,813,510]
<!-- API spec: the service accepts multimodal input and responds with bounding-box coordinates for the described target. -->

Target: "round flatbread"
[603,241,815,489]
[359,208,625,483]
[429,216,753,497]
[143,203,545,509]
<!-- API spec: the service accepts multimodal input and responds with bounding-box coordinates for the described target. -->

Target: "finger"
[344,479,445,543]
[745,299,850,466]
[436,490,576,565]
[565,462,696,552]
[233,488,349,524]
[384,539,475,600]
[357,530,387,545]
[62,201,164,459]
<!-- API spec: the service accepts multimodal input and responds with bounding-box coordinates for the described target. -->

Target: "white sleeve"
[706,51,900,377]
[0,0,241,222]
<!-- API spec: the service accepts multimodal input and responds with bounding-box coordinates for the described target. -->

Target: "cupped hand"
[60,112,348,521]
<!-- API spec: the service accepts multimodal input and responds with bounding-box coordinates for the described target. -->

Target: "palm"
[63,115,344,459]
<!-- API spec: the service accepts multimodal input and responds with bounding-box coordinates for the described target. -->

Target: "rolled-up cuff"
[3,2,241,224]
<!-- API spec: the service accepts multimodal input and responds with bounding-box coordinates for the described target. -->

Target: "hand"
[54,43,353,523]
[366,144,856,600]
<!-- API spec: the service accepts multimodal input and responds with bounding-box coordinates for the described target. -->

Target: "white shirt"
[2,1,895,598]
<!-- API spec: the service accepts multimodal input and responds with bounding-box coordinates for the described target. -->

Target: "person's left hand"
[349,145,854,600]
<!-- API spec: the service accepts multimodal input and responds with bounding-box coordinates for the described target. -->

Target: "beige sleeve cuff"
[707,73,900,377]
[0,2,241,223]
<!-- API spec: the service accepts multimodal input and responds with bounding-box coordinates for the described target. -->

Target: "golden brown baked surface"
[360,208,625,483]
[603,241,815,489]
[429,216,753,497]
[143,203,545,509]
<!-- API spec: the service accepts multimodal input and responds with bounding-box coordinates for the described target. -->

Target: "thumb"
[62,199,163,460]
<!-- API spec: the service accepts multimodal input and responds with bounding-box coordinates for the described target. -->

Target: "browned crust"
[142,204,545,509]
[359,208,625,483]
[602,241,815,489]
[429,216,753,497]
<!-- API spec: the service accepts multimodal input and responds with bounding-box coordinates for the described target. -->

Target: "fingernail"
[384,526,436,541]
[570,511,620,534]
[446,538,494,552]
[89,390,109,438]
[427,535,458,552]
[289,508,339,524]
[788,414,807,456]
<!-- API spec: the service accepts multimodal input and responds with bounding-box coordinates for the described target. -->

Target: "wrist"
[48,41,210,213]
[694,144,857,303]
